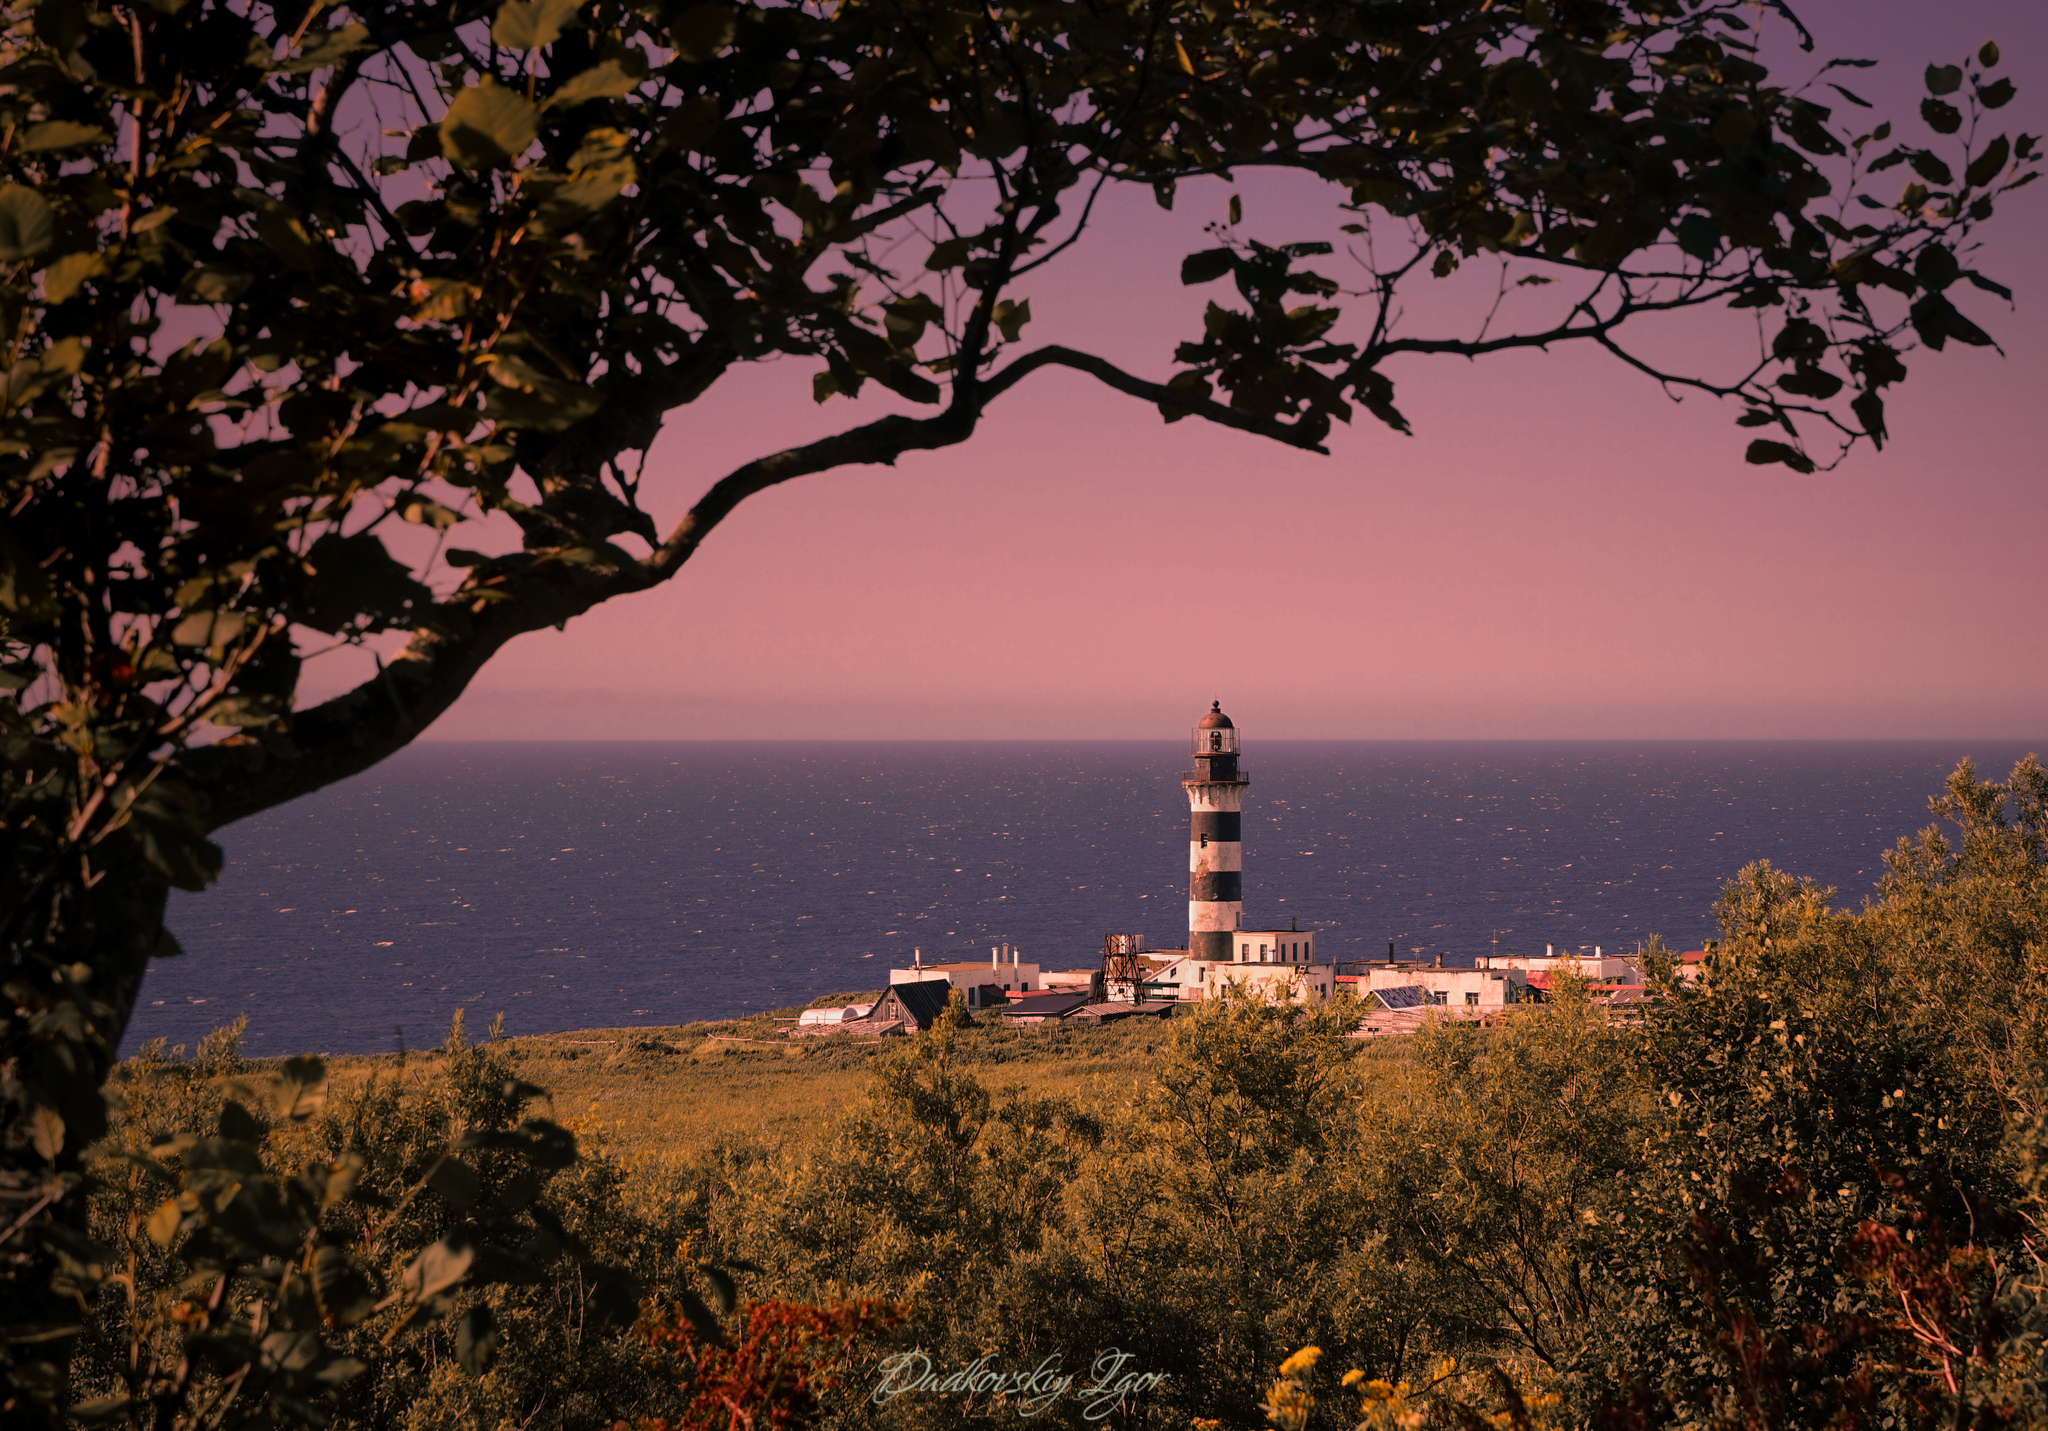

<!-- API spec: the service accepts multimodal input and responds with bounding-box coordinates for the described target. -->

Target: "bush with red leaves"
[622,1296,906,1431]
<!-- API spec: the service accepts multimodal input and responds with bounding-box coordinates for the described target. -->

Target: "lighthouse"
[1185,701,1248,962]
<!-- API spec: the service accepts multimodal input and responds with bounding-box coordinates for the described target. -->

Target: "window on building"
[1259,945,1268,962]
[1465,992,1479,1006]
[1241,943,1249,959]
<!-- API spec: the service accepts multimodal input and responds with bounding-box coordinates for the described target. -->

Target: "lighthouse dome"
[1192,701,1241,756]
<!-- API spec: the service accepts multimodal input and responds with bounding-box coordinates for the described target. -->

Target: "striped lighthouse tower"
[1185,701,1248,962]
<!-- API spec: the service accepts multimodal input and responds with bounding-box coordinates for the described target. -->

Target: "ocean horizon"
[135,737,2043,1058]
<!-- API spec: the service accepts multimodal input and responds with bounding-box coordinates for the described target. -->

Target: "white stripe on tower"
[1184,700,1247,963]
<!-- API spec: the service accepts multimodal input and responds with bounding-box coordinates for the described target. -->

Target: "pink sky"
[340,0,2047,741]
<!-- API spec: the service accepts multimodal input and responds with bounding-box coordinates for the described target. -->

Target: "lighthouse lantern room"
[1184,701,1249,962]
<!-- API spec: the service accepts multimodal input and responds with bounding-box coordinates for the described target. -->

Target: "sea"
[129,740,2042,1058]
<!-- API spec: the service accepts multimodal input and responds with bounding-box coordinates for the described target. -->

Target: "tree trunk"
[2,849,171,1427]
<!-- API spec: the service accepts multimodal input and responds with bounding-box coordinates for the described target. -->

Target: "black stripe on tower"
[1192,930,1235,961]
[1190,811,1242,842]
[1190,871,1243,903]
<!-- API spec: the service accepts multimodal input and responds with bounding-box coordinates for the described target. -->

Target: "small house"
[868,979,957,1031]
[994,992,1094,1024]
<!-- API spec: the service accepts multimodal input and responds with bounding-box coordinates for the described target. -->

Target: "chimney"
[1436,952,1443,969]
[1291,916,1298,932]
[1388,940,1395,964]
[914,947,921,967]
[1012,945,1019,966]
[1595,945,1602,958]
[991,946,999,968]
[1546,943,1554,958]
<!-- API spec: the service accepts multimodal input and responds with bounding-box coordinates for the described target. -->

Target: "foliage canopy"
[0,0,2039,1418]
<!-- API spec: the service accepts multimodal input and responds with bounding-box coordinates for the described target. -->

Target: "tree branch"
[185,333,1329,826]
[983,346,1331,453]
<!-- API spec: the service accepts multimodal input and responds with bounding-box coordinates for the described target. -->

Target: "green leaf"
[515,1118,578,1169]
[427,1156,481,1208]
[1914,244,1959,291]
[674,1285,728,1346]
[1227,194,1242,226]
[1744,439,1814,474]
[671,4,736,63]
[145,1198,184,1247]
[1910,292,1994,350]
[701,1263,737,1316]
[1771,320,1827,361]
[1181,248,1233,285]
[482,381,602,431]
[1777,366,1843,399]
[548,58,644,108]
[992,297,1031,343]
[1963,271,2012,301]
[1964,136,2009,188]
[218,1100,263,1143]
[177,266,255,304]
[0,185,56,262]
[1977,77,2015,109]
[20,120,107,152]
[311,1246,377,1327]
[42,252,103,303]
[1979,40,2000,67]
[396,495,462,530]
[171,609,251,647]
[1920,98,1961,135]
[493,0,580,49]
[925,237,974,271]
[70,1395,134,1423]
[1784,107,1845,156]
[441,80,540,169]
[1907,151,1952,185]
[455,1305,499,1375]
[1924,64,1962,96]
[1675,214,1720,260]
[401,1237,475,1301]
[1850,390,1886,449]
[33,0,90,51]
[284,22,369,74]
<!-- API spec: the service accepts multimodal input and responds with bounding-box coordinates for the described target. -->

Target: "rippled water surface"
[135,740,2041,1055]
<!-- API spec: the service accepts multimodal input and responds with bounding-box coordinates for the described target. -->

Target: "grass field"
[254,992,1421,1184]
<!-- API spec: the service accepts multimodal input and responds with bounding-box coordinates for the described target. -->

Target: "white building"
[889,944,1039,1008]
[1475,944,1634,981]
[1352,965,1525,1009]
[1144,956,1335,1005]
[1233,925,1319,966]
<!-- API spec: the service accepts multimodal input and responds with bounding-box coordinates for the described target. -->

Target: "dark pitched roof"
[1068,999,1177,1022]
[1367,985,1430,1010]
[879,979,955,1029]
[994,992,1093,1020]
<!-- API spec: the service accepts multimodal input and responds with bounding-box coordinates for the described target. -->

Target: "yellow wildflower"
[1277,1346,1323,1379]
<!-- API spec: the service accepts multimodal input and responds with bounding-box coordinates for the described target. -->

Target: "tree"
[1583,763,2048,1427]
[0,0,2035,1411]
